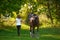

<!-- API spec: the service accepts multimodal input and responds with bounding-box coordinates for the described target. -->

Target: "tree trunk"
[47,0,53,25]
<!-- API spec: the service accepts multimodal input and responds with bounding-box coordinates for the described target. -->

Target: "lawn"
[0,25,60,40]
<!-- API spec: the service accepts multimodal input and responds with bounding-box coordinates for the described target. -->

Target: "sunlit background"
[0,0,60,40]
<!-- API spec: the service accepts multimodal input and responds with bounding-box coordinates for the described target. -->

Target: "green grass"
[0,26,60,40]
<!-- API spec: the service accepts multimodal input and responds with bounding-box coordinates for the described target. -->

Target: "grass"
[0,25,60,40]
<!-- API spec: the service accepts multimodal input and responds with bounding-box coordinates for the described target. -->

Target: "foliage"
[0,0,60,27]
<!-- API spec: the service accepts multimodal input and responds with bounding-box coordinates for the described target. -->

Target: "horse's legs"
[37,26,39,32]
[32,27,35,34]
[30,26,33,37]
[30,26,33,33]
[30,26,35,37]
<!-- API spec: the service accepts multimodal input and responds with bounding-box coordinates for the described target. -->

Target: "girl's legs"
[17,25,21,36]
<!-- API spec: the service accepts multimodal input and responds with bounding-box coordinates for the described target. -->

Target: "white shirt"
[16,18,21,25]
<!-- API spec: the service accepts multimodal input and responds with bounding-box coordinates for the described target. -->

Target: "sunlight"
[21,24,30,30]
[41,34,60,39]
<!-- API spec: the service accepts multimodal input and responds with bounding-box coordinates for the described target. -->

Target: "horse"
[28,14,39,37]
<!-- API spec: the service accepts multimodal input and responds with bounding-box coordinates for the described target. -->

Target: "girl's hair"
[17,15,21,18]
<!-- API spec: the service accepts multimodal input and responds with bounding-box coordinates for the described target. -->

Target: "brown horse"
[29,14,39,37]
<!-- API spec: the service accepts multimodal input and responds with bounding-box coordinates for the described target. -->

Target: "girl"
[16,15,22,36]
[12,15,22,36]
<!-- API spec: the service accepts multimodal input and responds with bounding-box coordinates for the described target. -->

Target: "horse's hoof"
[30,32,32,36]
[30,32,34,37]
